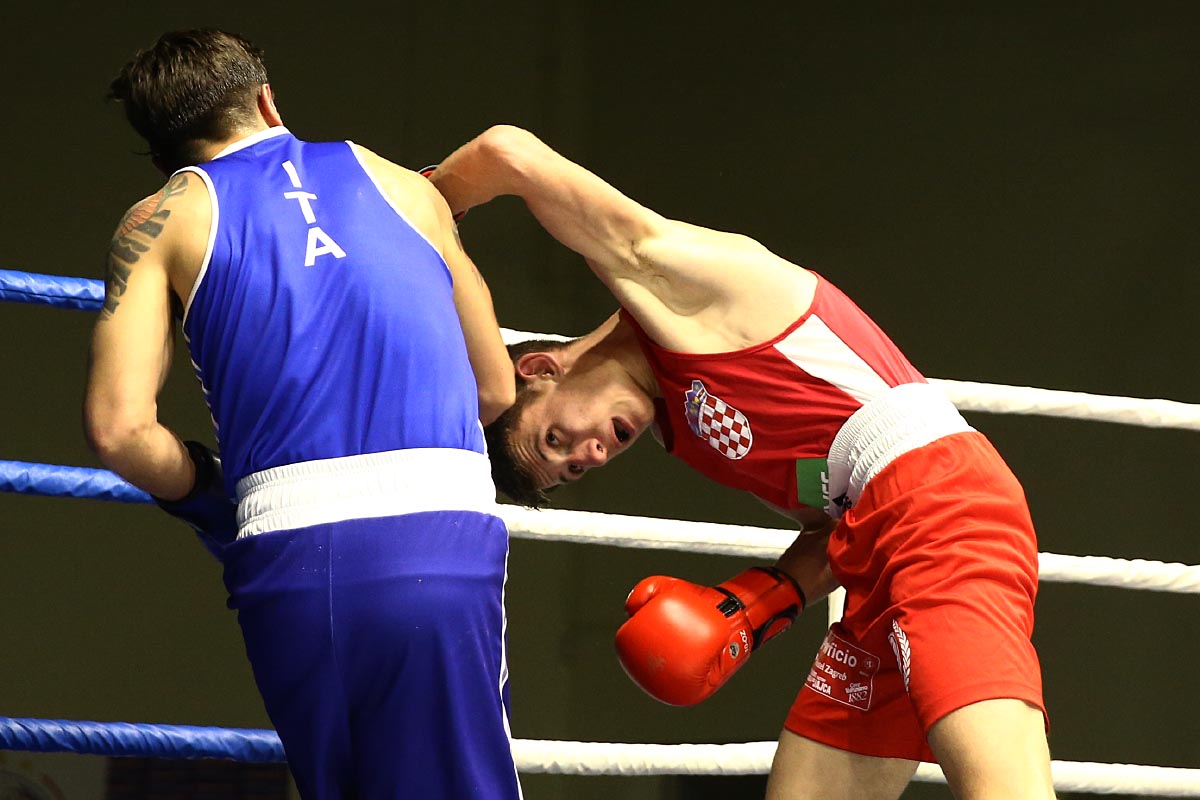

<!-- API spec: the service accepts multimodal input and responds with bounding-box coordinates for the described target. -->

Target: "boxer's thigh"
[766,729,917,800]
[927,698,1054,800]
[330,512,521,799]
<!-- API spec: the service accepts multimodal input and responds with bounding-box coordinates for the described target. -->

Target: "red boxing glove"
[615,567,806,706]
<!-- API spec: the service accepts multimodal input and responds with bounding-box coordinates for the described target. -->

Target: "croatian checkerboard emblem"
[684,379,753,460]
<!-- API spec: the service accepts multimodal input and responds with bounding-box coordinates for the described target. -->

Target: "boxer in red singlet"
[428,126,1055,800]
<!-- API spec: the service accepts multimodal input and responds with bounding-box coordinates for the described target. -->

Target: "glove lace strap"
[713,588,745,618]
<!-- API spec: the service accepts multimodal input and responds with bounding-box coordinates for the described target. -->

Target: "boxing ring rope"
[6,270,1200,795]
[6,267,1198,433]
[7,456,1197,662]
[2,459,1197,595]
[3,718,1199,796]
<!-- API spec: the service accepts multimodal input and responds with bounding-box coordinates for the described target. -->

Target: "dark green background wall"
[2,4,1197,798]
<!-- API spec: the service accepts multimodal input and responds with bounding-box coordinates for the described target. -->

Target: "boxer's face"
[507,374,653,490]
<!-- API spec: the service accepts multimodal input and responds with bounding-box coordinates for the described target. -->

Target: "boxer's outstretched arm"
[430,125,666,281]
[432,126,813,352]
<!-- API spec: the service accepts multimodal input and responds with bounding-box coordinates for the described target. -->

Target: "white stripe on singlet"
[772,314,892,405]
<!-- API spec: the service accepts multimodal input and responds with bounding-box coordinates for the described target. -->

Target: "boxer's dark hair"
[109,29,268,172]
[484,338,573,507]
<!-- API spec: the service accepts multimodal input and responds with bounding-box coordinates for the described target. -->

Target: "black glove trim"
[754,565,807,612]
[417,164,468,222]
[153,440,219,508]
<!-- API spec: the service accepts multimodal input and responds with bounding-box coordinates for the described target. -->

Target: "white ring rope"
[498,507,1200,594]
[512,740,1200,795]
[501,328,1200,431]
[931,378,1200,431]
[495,327,1199,794]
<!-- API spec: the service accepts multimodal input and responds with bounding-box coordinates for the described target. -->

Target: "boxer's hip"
[234,447,499,539]
[825,382,975,517]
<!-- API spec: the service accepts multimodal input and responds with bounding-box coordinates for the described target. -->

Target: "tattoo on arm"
[101,173,189,320]
[451,224,488,289]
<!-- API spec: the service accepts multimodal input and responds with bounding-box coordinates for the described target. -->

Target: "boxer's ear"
[515,351,564,383]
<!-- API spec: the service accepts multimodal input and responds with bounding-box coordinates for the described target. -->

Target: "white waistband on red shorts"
[826,382,974,514]
[235,448,498,539]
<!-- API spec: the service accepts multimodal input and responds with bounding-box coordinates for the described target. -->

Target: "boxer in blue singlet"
[85,30,521,799]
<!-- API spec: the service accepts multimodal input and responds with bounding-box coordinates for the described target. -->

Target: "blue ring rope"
[0,460,152,503]
[0,270,103,311]
[0,717,284,762]
[0,271,159,506]
[0,277,271,763]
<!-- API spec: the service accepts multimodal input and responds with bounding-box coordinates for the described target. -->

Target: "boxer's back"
[181,129,484,492]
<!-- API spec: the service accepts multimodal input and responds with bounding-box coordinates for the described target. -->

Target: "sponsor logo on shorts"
[795,458,851,516]
[888,619,912,694]
[684,380,753,460]
[805,632,881,711]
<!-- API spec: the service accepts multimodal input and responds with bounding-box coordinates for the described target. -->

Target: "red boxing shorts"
[785,431,1046,763]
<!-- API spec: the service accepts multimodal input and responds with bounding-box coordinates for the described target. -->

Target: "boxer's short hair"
[484,338,572,507]
[109,29,268,171]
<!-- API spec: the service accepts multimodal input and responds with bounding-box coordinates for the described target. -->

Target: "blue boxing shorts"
[221,449,521,800]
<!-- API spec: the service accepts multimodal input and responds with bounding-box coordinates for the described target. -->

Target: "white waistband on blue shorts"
[826,382,974,513]
[235,448,498,539]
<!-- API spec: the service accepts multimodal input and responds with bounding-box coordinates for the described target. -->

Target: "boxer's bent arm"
[774,522,840,608]
[429,185,514,425]
[84,182,195,500]
[352,145,514,425]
